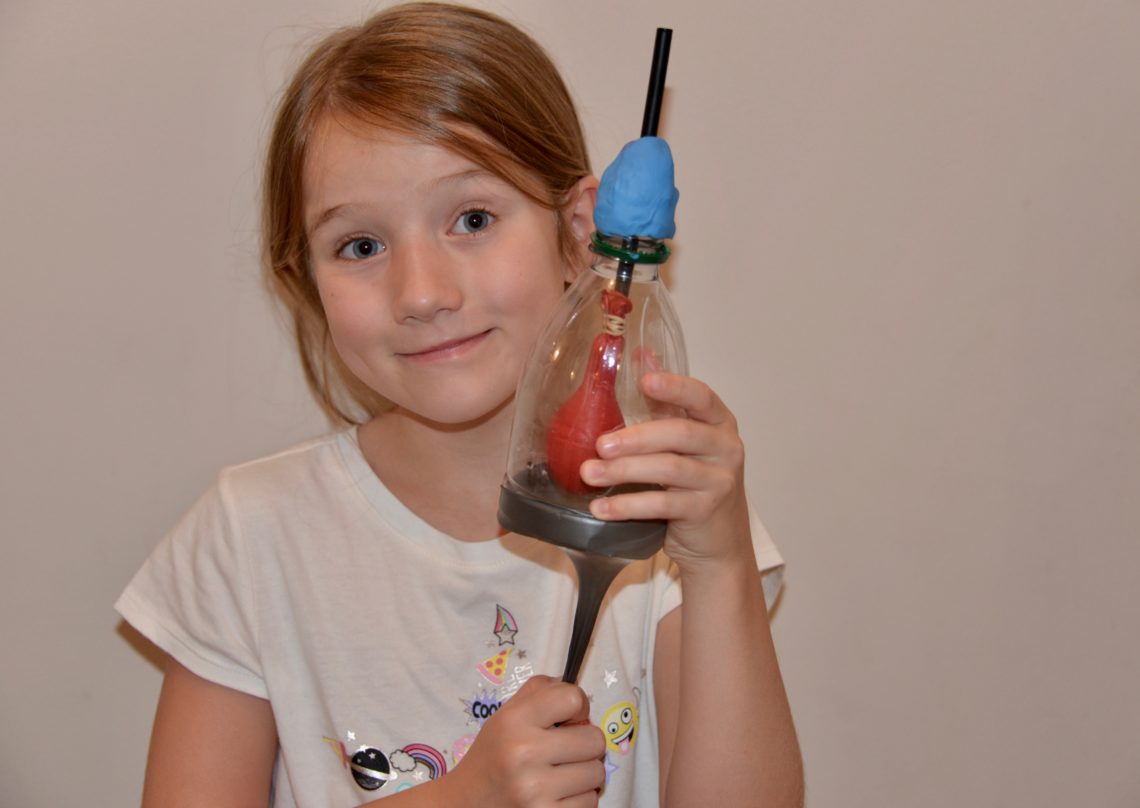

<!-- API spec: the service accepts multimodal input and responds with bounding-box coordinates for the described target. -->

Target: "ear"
[560,175,599,283]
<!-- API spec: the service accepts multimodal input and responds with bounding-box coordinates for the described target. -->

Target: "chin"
[402,390,515,430]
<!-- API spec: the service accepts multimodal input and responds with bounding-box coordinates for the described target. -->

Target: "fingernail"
[597,435,618,454]
[583,460,611,485]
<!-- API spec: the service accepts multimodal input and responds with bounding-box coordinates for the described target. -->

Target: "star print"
[518,649,528,659]
[346,731,356,742]
[604,669,618,688]
[368,751,376,760]
[494,624,518,645]
[604,753,619,785]
[413,771,426,781]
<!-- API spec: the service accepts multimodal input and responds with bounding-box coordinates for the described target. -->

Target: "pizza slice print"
[476,647,513,685]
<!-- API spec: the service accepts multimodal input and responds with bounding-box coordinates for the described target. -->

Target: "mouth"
[611,726,634,745]
[399,330,492,361]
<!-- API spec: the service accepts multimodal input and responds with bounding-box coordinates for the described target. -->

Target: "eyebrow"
[307,203,357,237]
[306,168,501,236]
[431,167,496,189]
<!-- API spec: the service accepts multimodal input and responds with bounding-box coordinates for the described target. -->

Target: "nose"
[388,238,463,322]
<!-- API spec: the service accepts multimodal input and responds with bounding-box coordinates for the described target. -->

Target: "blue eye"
[338,237,384,260]
[452,209,494,235]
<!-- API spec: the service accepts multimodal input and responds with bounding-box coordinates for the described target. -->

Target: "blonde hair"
[262,2,591,425]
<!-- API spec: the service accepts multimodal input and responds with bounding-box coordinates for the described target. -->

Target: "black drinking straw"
[641,28,672,138]
[617,27,672,295]
[560,28,674,685]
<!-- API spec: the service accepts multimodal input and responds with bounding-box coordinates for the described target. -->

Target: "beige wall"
[2,0,1138,804]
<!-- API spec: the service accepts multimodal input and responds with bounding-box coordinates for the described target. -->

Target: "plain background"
[2,0,1138,805]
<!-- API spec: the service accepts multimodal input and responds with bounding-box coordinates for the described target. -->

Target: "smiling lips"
[399,329,492,361]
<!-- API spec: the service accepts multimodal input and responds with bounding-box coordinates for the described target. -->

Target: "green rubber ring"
[590,232,671,264]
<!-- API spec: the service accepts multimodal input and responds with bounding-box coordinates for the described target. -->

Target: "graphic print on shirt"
[476,646,513,685]
[601,700,638,756]
[449,603,534,765]
[498,658,535,699]
[323,732,396,791]
[451,733,477,765]
[595,684,640,788]
[449,603,541,769]
[461,687,503,726]
[350,746,395,790]
[390,742,448,782]
[494,603,518,645]
[322,735,352,771]
[479,602,536,692]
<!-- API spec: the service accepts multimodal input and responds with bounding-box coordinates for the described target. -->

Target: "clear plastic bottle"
[498,233,688,559]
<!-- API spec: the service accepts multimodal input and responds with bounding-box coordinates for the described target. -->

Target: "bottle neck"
[588,233,668,289]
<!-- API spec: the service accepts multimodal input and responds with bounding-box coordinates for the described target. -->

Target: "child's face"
[303,118,579,426]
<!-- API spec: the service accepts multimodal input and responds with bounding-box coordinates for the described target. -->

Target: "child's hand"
[582,372,753,576]
[443,675,605,807]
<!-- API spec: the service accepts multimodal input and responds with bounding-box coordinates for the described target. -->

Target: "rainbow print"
[398,743,448,780]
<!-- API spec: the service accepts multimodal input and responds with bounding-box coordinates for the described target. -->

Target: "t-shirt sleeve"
[115,479,267,698]
[656,503,786,619]
[751,507,786,611]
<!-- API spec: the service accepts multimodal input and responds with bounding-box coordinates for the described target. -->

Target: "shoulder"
[133,432,353,570]
[212,430,354,512]
[155,430,365,559]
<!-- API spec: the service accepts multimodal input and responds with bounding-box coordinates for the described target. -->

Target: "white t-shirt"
[117,429,784,807]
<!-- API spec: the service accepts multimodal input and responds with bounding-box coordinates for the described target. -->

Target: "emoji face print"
[601,701,638,756]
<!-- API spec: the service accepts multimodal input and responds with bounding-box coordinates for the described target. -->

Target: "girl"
[117,3,802,806]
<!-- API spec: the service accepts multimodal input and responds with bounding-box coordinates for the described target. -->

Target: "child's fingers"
[593,417,743,466]
[514,677,591,729]
[547,759,606,802]
[582,372,753,550]
[556,790,603,808]
[550,722,606,765]
[583,450,736,495]
[640,372,735,428]
[589,485,718,523]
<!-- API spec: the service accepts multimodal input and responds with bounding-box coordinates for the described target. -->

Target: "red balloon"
[546,290,633,494]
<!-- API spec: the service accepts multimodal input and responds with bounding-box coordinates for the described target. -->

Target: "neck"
[357,400,515,542]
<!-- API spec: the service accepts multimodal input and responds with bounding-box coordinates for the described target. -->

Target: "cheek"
[317,280,383,353]
[497,271,565,340]
[498,217,574,307]
[490,249,571,325]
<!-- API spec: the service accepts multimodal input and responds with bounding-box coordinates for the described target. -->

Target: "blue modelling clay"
[593,136,679,239]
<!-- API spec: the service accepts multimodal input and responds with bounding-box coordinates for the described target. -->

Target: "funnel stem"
[561,549,629,683]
